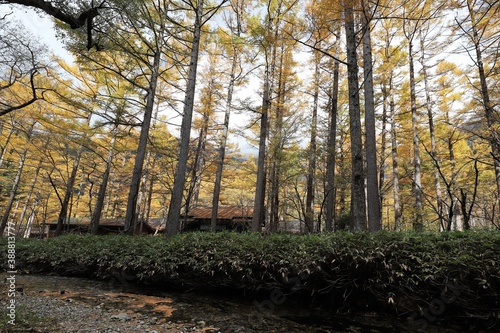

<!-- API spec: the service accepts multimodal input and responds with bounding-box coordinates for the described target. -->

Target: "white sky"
[1,5,72,63]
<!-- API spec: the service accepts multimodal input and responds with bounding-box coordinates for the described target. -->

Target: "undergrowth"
[1,231,499,323]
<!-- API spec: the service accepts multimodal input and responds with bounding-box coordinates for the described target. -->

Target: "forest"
[1,0,500,237]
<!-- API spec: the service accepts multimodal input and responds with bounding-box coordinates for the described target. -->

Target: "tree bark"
[420,38,444,230]
[251,70,270,232]
[362,4,381,232]
[55,143,84,236]
[91,128,117,234]
[211,52,237,231]
[305,52,319,233]
[389,76,402,230]
[165,0,204,237]
[124,49,161,234]
[0,147,28,236]
[15,157,42,235]
[325,57,339,232]
[345,3,367,231]
[466,0,500,216]
[409,38,424,231]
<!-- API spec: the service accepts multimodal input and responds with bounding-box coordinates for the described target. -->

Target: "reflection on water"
[1,274,470,332]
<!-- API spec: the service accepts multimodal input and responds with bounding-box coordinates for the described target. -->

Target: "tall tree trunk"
[0,127,14,169]
[251,70,270,232]
[362,4,381,232]
[466,0,500,215]
[0,148,28,236]
[91,128,117,234]
[53,112,92,236]
[379,83,388,218]
[55,144,84,236]
[166,1,204,237]
[124,49,162,234]
[345,3,367,231]
[389,76,402,230]
[23,196,39,238]
[16,159,42,235]
[211,53,237,231]
[409,38,424,231]
[186,109,209,216]
[325,57,339,233]
[305,52,319,233]
[420,35,444,230]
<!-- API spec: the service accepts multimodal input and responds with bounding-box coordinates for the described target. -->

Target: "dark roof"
[183,206,253,220]
[45,218,123,227]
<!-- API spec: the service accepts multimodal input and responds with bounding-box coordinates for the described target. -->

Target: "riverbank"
[0,274,475,332]
[1,231,499,331]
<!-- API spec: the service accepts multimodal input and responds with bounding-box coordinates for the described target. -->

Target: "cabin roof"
[183,206,253,220]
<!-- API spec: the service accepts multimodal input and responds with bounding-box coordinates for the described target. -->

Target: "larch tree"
[211,0,249,231]
[249,0,300,232]
[344,0,367,231]
[165,0,228,237]
[455,0,500,218]
[361,0,381,231]
[0,119,35,235]
[401,0,437,231]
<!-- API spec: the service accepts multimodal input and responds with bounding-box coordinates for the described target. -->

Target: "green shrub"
[1,231,499,321]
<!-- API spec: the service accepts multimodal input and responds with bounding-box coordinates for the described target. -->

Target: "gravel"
[0,291,220,333]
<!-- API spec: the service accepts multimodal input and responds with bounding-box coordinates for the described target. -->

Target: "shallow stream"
[1,274,474,332]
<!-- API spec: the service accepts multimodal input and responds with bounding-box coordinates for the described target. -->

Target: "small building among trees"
[181,206,253,232]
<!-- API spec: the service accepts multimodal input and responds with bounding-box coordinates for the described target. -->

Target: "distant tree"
[2,0,106,50]
[0,20,48,116]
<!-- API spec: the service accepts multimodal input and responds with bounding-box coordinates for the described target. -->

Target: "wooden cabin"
[43,218,161,237]
[181,206,253,232]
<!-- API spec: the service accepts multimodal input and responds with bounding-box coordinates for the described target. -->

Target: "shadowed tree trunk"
[124,49,161,234]
[91,126,117,234]
[0,147,28,236]
[252,71,270,232]
[325,56,339,232]
[362,2,381,231]
[345,2,367,231]
[166,0,205,237]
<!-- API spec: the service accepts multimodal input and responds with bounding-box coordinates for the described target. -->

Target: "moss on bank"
[1,231,499,326]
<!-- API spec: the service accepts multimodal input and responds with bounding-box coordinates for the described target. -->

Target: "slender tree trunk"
[409,39,424,231]
[466,0,500,214]
[16,159,42,235]
[211,55,237,231]
[91,128,117,234]
[362,5,381,232]
[325,57,339,233]
[420,35,444,229]
[0,127,14,169]
[305,53,319,233]
[166,1,204,237]
[186,109,209,216]
[345,3,367,231]
[55,144,83,236]
[389,77,402,230]
[379,83,388,218]
[54,112,92,236]
[0,148,28,236]
[23,197,39,238]
[252,70,270,232]
[124,49,162,234]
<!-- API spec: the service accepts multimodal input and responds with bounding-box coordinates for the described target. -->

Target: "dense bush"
[1,231,499,323]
